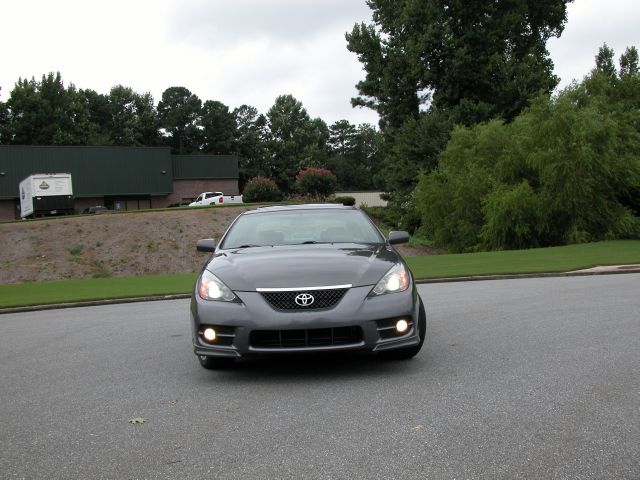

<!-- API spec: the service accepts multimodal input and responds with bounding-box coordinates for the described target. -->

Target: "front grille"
[260,288,348,311]
[250,326,363,349]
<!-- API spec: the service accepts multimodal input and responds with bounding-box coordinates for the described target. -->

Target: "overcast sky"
[1,0,638,127]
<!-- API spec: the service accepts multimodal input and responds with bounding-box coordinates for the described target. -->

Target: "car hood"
[206,244,400,291]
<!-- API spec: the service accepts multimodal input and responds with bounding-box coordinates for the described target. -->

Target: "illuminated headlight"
[371,263,410,296]
[203,327,216,341]
[197,270,238,302]
[396,319,409,333]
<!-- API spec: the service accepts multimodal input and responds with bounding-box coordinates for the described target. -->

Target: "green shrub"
[331,195,356,206]
[242,176,282,203]
[480,181,544,250]
[295,167,337,200]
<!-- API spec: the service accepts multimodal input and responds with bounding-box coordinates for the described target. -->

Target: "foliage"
[266,94,329,191]
[0,89,8,144]
[382,109,453,197]
[595,44,617,80]
[0,74,381,194]
[326,121,384,190]
[234,104,270,186]
[5,72,95,145]
[107,85,159,146]
[157,86,202,154]
[415,47,640,252]
[242,176,282,203]
[619,47,639,78]
[347,0,572,129]
[294,167,337,200]
[201,100,236,154]
[331,196,356,206]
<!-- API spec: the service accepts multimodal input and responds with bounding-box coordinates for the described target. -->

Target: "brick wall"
[74,197,107,213]
[0,200,17,220]
[161,179,239,207]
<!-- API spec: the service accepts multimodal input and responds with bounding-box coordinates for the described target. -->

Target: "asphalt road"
[1,274,639,479]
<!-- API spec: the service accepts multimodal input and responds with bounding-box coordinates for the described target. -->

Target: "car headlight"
[370,263,410,296]
[197,270,238,302]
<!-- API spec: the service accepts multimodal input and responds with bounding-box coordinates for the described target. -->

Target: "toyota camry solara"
[190,204,426,369]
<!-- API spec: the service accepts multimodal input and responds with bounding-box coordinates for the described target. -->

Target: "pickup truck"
[189,192,243,207]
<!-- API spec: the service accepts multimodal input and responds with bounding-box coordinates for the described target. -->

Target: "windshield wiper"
[233,244,260,249]
[290,240,330,245]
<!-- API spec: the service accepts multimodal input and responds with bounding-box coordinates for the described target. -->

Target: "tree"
[595,43,617,80]
[414,73,640,252]
[5,72,92,145]
[266,94,329,191]
[201,100,236,154]
[326,120,384,190]
[242,176,282,202]
[107,85,159,146]
[157,86,202,154]
[234,104,270,185]
[295,167,337,200]
[0,88,9,144]
[347,0,572,128]
[328,119,357,158]
[382,109,452,195]
[619,46,639,78]
[79,89,112,145]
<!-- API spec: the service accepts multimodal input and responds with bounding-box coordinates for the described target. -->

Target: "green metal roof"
[0,146,173,198]
[172,155,239,180]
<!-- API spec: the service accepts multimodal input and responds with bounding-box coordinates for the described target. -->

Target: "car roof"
[243,204,357,215]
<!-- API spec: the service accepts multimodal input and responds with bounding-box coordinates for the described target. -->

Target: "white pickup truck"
[189,192,243,207]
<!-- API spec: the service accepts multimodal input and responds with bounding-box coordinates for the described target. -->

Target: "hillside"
[0,206,430,285]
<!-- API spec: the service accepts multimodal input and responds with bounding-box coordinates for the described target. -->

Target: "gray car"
[190,204,426,369]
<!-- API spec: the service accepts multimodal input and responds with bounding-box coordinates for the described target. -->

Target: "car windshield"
[220,209,384,248]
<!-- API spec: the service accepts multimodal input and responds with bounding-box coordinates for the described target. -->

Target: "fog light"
[396,319,409,333]
[203,327,216,341]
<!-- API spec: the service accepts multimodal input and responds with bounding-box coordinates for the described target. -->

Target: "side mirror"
[388,231,410,245]
[196,238,217,252]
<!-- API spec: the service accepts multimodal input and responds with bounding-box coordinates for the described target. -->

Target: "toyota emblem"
[295,293,315,307]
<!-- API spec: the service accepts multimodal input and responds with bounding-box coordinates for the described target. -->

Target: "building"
[0,145,239,220]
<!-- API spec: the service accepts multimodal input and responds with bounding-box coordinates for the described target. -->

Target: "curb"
[0,294,191,315]
[414,267,640,284]
[1,268,639,315]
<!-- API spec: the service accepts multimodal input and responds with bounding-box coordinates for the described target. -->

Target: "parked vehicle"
[82,206,111,214]
[222,194,243,204]
[189,192,224,207]
[19,173,74,219]
[190,204,426,369]
[189,192,244,207]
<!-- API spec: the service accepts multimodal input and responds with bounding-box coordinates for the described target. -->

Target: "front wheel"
[198,355,235,370]
[378,297,426,360]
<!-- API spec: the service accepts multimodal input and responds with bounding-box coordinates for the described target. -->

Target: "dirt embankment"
[0,207,437,285]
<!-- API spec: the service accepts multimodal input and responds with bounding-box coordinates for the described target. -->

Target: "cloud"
[167,0,372,46]
[548,0,640,87]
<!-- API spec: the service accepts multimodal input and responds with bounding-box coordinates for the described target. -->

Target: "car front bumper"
[190,284,422,358]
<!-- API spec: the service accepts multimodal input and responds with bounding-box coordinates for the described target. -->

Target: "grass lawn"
[0,273,197,309]
[1,240,639,309]
[405,240,640,279]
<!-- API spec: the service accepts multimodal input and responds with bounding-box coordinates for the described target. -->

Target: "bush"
[480,181,544,250]
[295,167,337,200]
[331,195,356,206]
[242,176,282,203]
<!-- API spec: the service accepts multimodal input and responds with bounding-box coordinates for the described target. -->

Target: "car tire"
[198,355,235,370]
[378,296,426,360]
